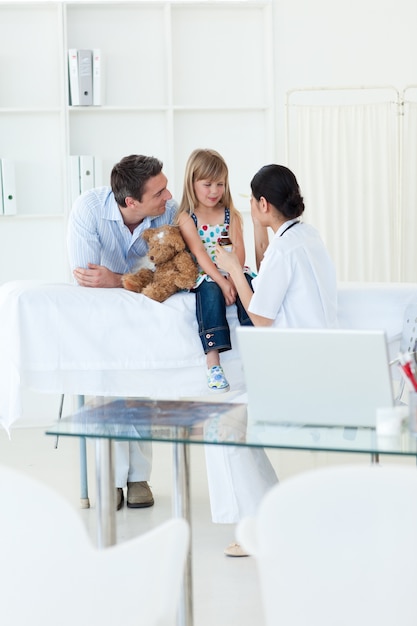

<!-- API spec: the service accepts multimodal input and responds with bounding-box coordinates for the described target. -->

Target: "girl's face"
[194,178,225,210]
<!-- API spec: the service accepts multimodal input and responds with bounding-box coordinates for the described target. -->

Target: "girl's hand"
[219,277,237,306]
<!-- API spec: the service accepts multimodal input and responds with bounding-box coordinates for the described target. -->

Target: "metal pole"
[95,438,116,548]
[77,395,90,509]
[172,437,193,626]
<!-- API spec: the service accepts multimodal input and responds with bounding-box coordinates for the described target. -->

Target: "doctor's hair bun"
[250,163,305,219]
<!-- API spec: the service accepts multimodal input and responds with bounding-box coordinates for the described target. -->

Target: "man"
[67,154,177,510]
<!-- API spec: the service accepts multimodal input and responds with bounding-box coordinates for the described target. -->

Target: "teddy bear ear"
[143,228,156,242]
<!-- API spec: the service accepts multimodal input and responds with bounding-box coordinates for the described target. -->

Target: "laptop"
[236,327,394,428]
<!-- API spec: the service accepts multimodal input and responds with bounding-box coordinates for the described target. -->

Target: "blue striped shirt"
[67,186,178,274]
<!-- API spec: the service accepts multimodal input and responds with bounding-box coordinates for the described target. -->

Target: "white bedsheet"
[1,279,416,432]
[0,281,244,431]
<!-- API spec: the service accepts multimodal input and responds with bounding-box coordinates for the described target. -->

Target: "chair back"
[0,465,189,626]
[237,465,417,626]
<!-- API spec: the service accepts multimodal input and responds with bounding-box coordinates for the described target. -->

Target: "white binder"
[68,49,80,106]
[1,159,17,215]
[77,49,93,106]
[93,48,101,106]
[79,155,95,192]
[70,155,99,203]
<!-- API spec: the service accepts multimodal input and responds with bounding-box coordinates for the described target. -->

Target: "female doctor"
[208,163,337,556]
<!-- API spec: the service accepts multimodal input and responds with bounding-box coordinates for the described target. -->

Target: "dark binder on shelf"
[77,49,93,106]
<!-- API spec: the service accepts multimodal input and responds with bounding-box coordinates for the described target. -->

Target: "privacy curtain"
[401,91,417,282]
[286,88,405,282]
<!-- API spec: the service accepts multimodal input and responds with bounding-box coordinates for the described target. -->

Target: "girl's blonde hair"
[176,148,242,227]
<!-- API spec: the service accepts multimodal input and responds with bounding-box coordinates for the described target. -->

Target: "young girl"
[176,148,253,392]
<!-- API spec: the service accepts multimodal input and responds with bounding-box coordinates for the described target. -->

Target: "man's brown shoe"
[116,487,124,511]
[127,481,154,508]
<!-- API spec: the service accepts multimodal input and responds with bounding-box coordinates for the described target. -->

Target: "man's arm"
[73,263,123,287]
[67,195,124,288]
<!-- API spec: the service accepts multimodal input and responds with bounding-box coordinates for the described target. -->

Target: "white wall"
[0,217,69,285]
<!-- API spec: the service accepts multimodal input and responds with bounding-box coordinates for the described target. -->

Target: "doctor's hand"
[214,244,242,277]
[73,263,123,288]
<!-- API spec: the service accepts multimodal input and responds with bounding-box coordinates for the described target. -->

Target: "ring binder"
[77,49,93,106]
[1,159,17,216]
[68,49,80,106]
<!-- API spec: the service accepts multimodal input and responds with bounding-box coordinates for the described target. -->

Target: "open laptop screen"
[236,327,394,428]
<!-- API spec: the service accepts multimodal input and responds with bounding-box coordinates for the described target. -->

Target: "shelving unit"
[64,0,274,206]
[0,3,67,217]
[0,0,274,283]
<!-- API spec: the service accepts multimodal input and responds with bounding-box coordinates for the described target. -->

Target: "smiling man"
[68,154,176,288]
[67,154,177,511]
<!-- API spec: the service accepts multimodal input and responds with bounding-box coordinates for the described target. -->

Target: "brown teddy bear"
[122,224,198,302]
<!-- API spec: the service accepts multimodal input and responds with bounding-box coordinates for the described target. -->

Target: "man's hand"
[73,263,123,288]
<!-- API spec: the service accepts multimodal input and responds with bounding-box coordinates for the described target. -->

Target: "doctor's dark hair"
[111,155,163,207]
[250,164,305,219]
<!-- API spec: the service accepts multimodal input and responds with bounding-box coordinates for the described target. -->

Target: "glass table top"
[45,397,417,457]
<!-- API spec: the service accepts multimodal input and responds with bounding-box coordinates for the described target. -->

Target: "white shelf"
[68,106,170,112]
[0,0,274,217]
[0,108,63,114]
[0,214,65,220]
[68,105,271,112]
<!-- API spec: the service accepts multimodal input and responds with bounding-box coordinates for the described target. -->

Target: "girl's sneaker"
[207,365,230,393]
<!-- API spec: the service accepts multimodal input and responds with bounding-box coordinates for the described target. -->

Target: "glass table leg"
[95,438,116,548]
[172,439,193,626]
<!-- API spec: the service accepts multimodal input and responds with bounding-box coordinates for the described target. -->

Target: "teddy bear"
[122,224,199,303]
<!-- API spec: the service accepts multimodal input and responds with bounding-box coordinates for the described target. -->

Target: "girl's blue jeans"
[193,274,253,354]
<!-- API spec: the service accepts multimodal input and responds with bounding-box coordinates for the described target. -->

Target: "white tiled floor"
[1,422,415,626]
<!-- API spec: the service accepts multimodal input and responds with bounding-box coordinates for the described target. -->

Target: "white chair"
[0,465,189,626]
[237,465,417,626]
